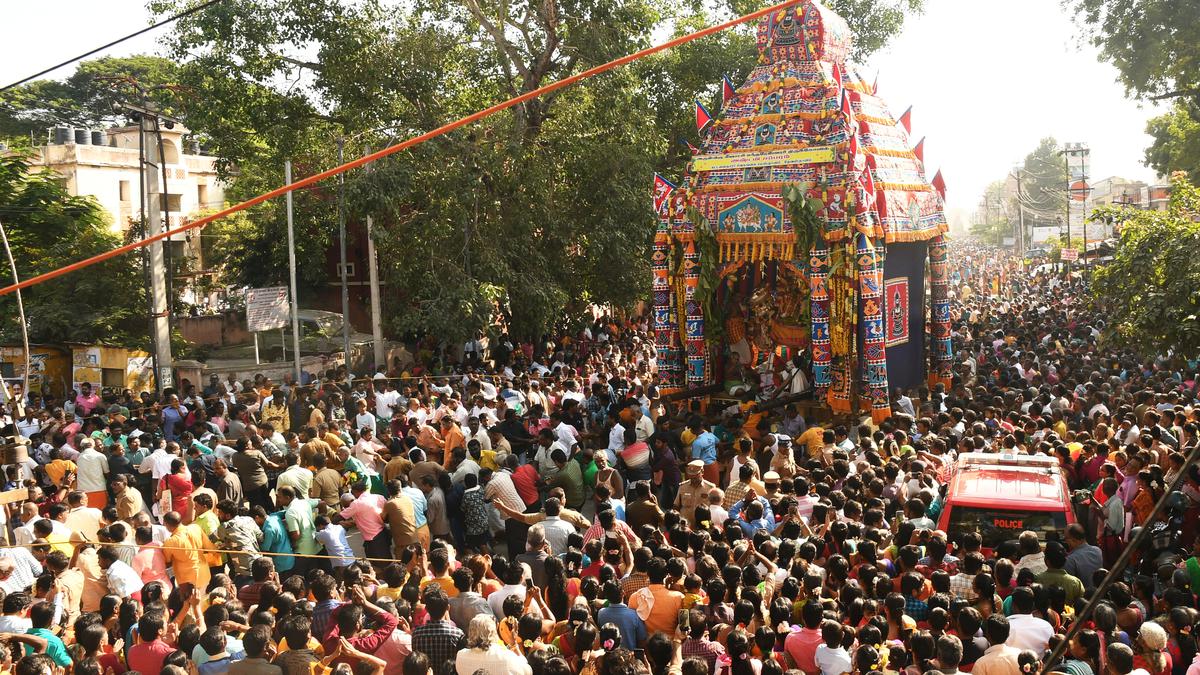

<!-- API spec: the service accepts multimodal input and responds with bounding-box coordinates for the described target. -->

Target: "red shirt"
[783,627,824,675]
[512,464,539,506]
[128,639,173,675]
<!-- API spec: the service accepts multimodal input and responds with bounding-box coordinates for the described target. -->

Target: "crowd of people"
[0,242,1198,675]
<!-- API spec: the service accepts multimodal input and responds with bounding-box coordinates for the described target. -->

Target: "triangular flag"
[931,169,946,201]
[898,106,912,134]
[722,75,736,108]
[857,167,877,216]
[913,137,925,164]
[872,71,879,95]
[847,129,859,161]
[831,63,844,88]
[653,174,676,216]
[695,100,714,132]
[841,90,854,123]
[678,137,699,155]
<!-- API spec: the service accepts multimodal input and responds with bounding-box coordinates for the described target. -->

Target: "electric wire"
[0,0,226,92]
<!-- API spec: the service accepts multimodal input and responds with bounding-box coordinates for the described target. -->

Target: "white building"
[28,125,225,269]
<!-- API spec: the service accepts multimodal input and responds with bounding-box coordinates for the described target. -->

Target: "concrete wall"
[177,312,252,348]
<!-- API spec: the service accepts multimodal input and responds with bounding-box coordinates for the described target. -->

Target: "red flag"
[653,174,676,216]
[841,90,854,124]
[722,75,736,108]
[931,169,946,201]
[847,128,859,160]
[913,137,925,163]
[872,72,878,95]
[898,106,912,134]
[831,63,844,88]
[678,137,699,155]
[695,100,714,132]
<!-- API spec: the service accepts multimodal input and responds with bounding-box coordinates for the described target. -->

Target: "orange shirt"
[418,574,459,598]
[162,524,212,592]
[629,584,683,636]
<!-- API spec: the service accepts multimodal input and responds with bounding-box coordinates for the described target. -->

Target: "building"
[28,125,225,275]
[1090,176,1147,208]
[1140,180,1172,211]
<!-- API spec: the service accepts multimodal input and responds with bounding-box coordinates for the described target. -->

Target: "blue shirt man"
[260,511,295,573]
[691,431,718,465]
[597,593,647,649]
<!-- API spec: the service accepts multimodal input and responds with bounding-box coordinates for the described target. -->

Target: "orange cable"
[0,0,800,297]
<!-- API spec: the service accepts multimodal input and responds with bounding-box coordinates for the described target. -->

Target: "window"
[101,368,125,388]
[119,180,131,202]
[336,262,356,278]
[165,193,182,212]
[197,183,209,208]
[945,506,1067,549]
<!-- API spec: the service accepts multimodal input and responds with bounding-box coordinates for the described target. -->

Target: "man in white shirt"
[464,417,492,451]
[540,498,577,556]
[1005,587,1053,652]
[74,438,110,508]
[138,441,177,481]
[374,382,401,425]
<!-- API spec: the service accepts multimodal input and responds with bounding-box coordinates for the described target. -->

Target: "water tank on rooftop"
[52,127,70,144]
[91,130,105,146]
[73,128,89,144]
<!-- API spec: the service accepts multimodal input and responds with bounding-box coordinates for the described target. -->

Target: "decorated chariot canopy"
[651,0,953,423]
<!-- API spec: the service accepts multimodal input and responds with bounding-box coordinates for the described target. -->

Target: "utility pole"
[363,147,385,371]
[138,109,174,392]
[1013,169,1026,255]
[336,137,352,371]
[285,160,302,384]
[0,218,30,399]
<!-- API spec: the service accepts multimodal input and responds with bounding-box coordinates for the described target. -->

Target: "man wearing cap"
[675,460,716,529]
[769,435,798,479]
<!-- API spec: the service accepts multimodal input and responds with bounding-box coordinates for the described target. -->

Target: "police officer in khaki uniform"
[674,459,716,528]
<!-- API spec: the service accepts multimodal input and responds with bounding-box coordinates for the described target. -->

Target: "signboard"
[1061,248,1079,261]
[691,146,837,172]
[159,366,174,389]
[246,286,291,333]
[993,516,1023,530]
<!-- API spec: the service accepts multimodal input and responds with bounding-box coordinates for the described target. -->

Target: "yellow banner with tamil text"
[691,146,837,172]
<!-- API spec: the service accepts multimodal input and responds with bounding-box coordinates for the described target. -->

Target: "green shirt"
[27,627,71,667]
[549,460,585,510]
[284,497,321,555]
[1037,568,1086,604]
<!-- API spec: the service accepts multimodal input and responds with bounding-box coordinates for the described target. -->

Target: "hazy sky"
[2,0,1165,221]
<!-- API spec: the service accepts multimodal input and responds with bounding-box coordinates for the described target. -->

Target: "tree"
[0,56,181,145]
[1068,0,1200,104]
[0,155,151,347]
[1145,101,1200,184]
[1090,172,1200,357]
[969,179,1014,245]
[140,0,922,342]
[1018,137,1068,231]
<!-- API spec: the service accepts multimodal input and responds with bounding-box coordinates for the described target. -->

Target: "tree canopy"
[1145,101,1200,185]
[1069,0,1200,105]
[0,155,150,348]
[1090,172,1200,357]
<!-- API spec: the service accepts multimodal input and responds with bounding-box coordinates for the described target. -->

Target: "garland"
[690,207,724,346]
